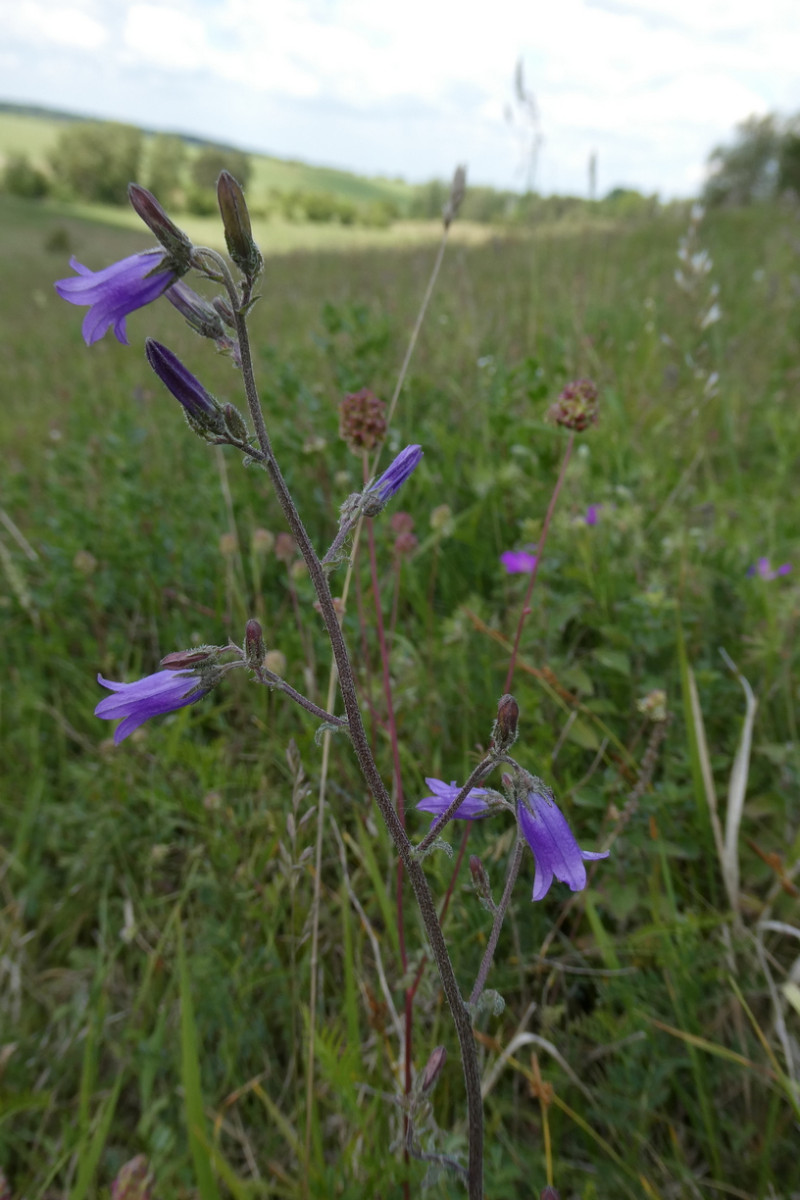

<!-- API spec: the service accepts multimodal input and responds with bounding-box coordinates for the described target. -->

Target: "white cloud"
[7,0,108,50]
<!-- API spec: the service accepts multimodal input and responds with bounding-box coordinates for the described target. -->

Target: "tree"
[191,145,251,191]
[703,114,781,207]
[50,121,143,205]
[2,155,50,199]
[147,134,187,204]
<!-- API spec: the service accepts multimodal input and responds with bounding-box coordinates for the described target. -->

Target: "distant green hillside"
[0,102,413,210]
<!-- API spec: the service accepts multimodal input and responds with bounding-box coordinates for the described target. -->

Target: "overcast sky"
[4,0,799,198]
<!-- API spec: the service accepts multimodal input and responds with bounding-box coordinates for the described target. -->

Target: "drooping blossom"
[416,777,492,820]
[55,250,176,345]
[416,777,609,902]
[501,549,537,574]
[747,557,791,581]
[95,669,209,744]
[517,788,609,901]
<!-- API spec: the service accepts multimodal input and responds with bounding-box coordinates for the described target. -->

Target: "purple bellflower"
[585,504,602,526]
[96,669,208,744]
[417,777,492,820]
[55,250,176,345]
[501,549,537,573]
[517,788,609,901]
[747,557,791,581]
[370,445,423,503]
[416,778,609,902]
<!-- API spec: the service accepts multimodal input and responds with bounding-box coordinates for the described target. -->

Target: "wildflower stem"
[252,671,347,726]
[469,838,525,1008]
[504,432,575,693]
[230,291,485,1199]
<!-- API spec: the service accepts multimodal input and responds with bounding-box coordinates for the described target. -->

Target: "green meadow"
[1,186,799,1199]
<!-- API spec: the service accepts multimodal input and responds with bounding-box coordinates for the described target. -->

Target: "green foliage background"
[0,182,799,1199]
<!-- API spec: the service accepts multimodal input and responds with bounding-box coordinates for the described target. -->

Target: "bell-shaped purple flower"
[417,777,492,820]
[518,789,609,901]
[55,250,176,345]
[95,669,208,744]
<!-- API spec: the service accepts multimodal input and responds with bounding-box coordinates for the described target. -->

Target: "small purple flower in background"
[370,444,423,503]
[501,549,537,574]
[417,777,492,820]
[747,557,791,581]
[518,788,609,901]
[55,250,176,345]
[585,504,602,526]
[96,669,209,744]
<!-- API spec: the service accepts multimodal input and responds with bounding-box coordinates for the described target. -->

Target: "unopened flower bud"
[469,855,493,904]
[443,164,467,229]
[160,647,217,669]
[223,402,249,442]
[339,388,387,453]
[111,1155,153,1200]
[166,280,227,340]
[128,184,192,267]
[362,445,423,516]
[145,339,226,437]
[492,694,519,751]
[217,171,263,281]
[244,618,266,668]
[540,1188,560,1200]
[420,1045,447,1094]
[548,379,599,432]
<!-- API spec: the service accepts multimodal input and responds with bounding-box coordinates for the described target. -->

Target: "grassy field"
[1,189,799,1199]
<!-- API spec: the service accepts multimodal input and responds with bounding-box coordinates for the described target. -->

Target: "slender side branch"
[469,839,525,1008]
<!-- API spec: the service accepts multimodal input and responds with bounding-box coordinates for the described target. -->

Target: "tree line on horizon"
[6,111,794,226]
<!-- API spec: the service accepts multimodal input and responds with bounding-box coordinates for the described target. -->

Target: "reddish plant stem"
[504,432,575,693]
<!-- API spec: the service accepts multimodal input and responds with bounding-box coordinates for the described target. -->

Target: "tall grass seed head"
[549,378,599,432]
[339,388,387,452]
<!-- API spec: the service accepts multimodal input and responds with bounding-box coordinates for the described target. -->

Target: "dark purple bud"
[244,618,266,668]
[492,694,519,751]
[128,184,193,268]
[420,1046,447,1094]
[540,1188,560,1200]
[145,339,225,436]
[362,445,423,516]
[217,171,263,280]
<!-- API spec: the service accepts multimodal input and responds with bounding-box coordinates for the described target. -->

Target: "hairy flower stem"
[469,839,525,1008]
[504,432,575,693]
[225,268,485,1198]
